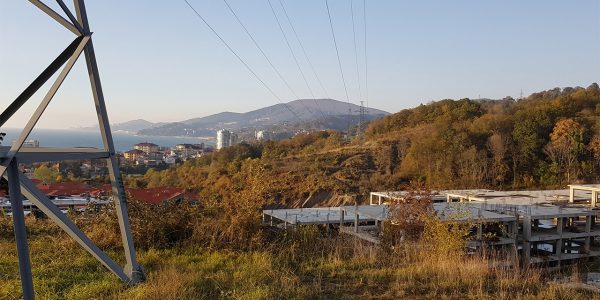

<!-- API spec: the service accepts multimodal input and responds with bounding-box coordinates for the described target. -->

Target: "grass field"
[0,214,596,300]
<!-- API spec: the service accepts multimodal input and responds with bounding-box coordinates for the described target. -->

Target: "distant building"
[173,143,204,159]
[126,187,197,205]
[124,149,145,161]
[133,142,159,154]
[163,155,177,164]
[255,130,271,141]
[22,140,40,148]
[217,130,239,150]
[229,132,238,146]
[146,151,164,161]
[217,129,230,150]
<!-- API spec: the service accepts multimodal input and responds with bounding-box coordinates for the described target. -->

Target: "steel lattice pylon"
[0,1,144,298]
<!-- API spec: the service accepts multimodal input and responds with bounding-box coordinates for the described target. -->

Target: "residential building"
[22,139,39,148]
[229,132,238,146]
[124,149,145,161]
[217,129,231,150]
[255,130,271,141]
[133,142,159,154]
[125,187,197,205]
[163,155,177,164]
[173,143,204,159]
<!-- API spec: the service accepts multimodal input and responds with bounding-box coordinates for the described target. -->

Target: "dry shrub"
[124,266,198,300]
[421,209,472,256]
[0,215,13,239]
[386,184,434,243]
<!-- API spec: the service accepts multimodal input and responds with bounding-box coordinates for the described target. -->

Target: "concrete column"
[339,209,344,227]
[510,220,518,266]
[523,215,532,265]
[585,215,592,253]
[593,191,598,208]
[369,193,373,205]
[354,204,359,233]
[557,217,563,260]
[569,187,574,203]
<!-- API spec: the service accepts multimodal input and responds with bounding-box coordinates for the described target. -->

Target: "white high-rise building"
[217,129,231,150]
[217,129,239,150]
[255,130,271,141]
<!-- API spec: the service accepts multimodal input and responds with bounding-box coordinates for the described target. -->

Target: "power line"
[222,0,300,101]
[182,0,303,122]
[278,0,331,101]
[325,0,352,136]
[363,0,369,111]
[267,0,320,120]
[350,0,362,99]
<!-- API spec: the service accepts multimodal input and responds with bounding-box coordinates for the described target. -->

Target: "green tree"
[33,164,59,184]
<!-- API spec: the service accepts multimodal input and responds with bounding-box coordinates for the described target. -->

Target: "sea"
[1,128,214,152]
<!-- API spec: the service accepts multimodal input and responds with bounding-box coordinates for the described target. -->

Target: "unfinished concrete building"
[263,184,600,267]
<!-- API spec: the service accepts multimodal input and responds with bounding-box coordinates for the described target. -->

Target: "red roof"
[35,181,90,196]
[37,181,89,191]
[25,180,196,205]
[45,188,90,196]
[126,187,184,205]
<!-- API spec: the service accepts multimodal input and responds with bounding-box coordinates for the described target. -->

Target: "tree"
[544,119,585,183]
[33,164,59,184]
[487,133,510,186]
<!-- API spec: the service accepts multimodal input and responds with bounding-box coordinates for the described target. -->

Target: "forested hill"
[135,84,600,208]
[365,83,600,188]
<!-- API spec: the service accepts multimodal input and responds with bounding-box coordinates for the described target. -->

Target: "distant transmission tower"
[357,101,367,138]
[519,89,524,100]
[0,1,144,298]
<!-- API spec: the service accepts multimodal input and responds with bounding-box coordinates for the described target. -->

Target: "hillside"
[137,83,600,209]
[138,99,389,137]
[4,85,599,299]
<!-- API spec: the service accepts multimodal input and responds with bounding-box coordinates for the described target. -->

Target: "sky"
[1,0,599,129]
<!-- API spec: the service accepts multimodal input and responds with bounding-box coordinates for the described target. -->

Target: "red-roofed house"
[126,187,187,205]
[36,181,91,197]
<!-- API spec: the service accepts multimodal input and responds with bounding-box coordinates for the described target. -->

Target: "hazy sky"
[1,0,599,129]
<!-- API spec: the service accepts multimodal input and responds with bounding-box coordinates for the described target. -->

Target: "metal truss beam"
[74,0,143,282]
[16,176,130,282]
[16,148,110,163]
[28,0,81,35]
[7,159,35,300]
[0,35,85,127]
[55,0,84,34]
[0,35,90,178]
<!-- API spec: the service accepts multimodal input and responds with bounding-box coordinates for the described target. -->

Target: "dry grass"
[0,208,598,299]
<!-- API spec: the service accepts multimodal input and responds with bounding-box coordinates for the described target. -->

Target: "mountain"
[78,119,164,133]
[138,99,389,137]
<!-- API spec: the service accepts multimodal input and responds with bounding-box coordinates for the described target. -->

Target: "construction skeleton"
[0,1,144,299]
